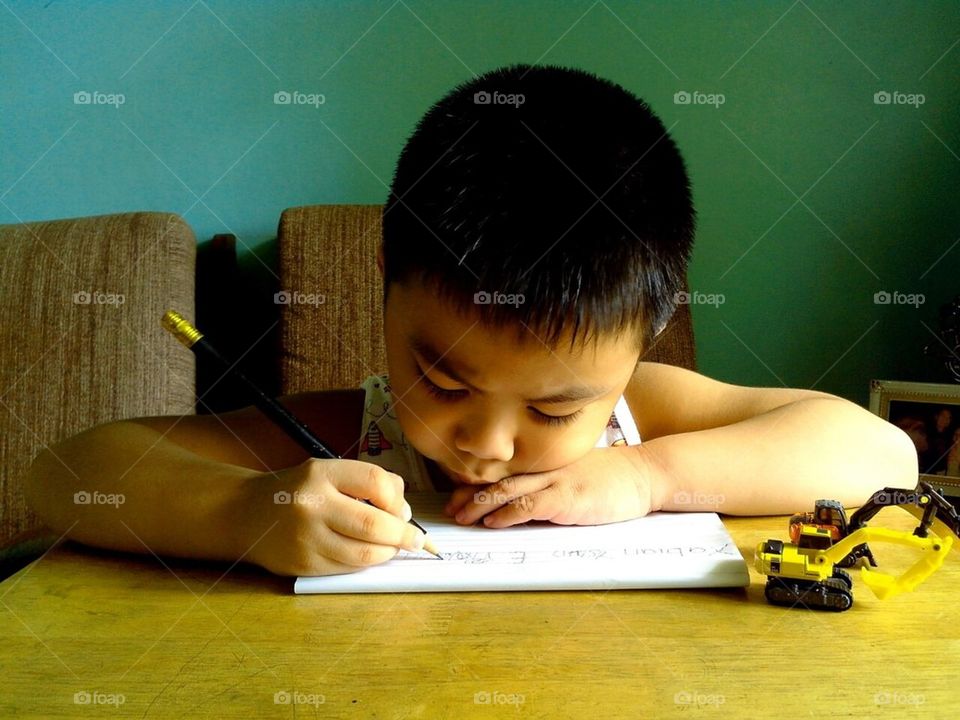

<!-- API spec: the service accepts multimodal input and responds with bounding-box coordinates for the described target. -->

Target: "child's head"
[378,64,695,485]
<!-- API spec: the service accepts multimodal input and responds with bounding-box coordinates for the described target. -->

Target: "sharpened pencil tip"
[422,538,441,558]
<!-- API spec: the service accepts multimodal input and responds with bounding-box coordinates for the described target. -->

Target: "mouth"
[443,466,490,485]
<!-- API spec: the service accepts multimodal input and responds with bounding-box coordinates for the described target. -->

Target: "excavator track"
[831,568,853,590]
[764,576,853,611]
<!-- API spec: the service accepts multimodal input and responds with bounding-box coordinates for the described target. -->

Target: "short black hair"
[382,63,695,352]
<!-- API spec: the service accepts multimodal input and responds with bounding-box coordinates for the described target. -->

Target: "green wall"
[3,1,958,405]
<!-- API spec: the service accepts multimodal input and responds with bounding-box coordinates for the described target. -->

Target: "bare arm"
[635,393,918,515]
[25,421,257,562]
[23,389,426,575]
[624,363,919,513]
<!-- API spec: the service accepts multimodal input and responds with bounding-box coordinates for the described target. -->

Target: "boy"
[26,64,916,577]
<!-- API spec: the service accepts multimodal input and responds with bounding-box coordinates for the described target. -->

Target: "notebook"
[294,493,749,594]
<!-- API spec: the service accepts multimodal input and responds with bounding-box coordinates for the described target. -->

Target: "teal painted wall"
[3,1,958,405]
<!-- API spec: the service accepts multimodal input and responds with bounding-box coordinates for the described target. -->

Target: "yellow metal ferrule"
[161,310,203,348]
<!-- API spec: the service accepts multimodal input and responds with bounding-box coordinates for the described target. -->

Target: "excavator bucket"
[857,533,954,600]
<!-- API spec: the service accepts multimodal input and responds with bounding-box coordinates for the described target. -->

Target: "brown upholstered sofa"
[0,212,196,574]
[0,206,695,575]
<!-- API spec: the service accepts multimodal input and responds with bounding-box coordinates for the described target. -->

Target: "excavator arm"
[821,481,960,600]
[817,525,953,600]
[847,480,960,537]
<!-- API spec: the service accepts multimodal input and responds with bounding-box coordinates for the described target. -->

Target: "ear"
[376,244,385,276]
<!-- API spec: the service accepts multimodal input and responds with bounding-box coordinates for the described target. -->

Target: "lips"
[444,466,489,485]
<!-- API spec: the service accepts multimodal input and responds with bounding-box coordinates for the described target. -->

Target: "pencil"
[161,309,441,559]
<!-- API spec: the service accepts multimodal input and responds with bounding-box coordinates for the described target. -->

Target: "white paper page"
[295,494,749,594]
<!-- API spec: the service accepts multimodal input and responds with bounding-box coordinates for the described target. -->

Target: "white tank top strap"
[596,395,642,447]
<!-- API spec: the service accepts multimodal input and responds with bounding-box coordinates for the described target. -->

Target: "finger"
[443,484,487,516]
[331,460,408,518]
[317,527,402,568]
[453,474,554,525]
[326,494,425,552]
[480,488,561,528]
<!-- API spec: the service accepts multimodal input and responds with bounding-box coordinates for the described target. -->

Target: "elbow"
[883,422,920,487]
[23,446,63,532]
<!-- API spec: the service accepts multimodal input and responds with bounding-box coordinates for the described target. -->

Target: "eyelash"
[417,371,583,427]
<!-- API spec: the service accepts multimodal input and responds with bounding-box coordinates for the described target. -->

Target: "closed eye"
[419,370,583,427]
[419,372,466,401]
[530,408,583,427]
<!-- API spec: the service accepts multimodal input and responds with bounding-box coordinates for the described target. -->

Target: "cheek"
[390,384,452,451]
[518,412,611,472]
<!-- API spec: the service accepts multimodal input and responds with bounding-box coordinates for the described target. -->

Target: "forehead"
[388,277,642,343]
[389,282,639,387]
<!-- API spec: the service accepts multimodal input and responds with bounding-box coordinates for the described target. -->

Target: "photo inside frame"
[888,400,960,480]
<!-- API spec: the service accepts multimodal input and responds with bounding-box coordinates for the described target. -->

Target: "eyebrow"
[410,337,610,405]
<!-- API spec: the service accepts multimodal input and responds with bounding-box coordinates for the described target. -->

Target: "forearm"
[25,421,259,563]
[640,398,918,515]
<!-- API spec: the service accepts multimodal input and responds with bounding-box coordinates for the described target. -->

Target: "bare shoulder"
[129,388,366,471]
[624,362,837,441]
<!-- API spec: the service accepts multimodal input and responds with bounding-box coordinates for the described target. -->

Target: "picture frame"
[869,380,960,499]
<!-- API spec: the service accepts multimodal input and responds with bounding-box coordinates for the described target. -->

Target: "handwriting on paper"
[396,543,739,564]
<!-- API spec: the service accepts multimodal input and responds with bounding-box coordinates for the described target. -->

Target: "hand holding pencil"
[161,310,441,576]
[237,458,436,576]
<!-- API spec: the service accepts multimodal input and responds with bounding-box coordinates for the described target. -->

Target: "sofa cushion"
[278,205,387,394]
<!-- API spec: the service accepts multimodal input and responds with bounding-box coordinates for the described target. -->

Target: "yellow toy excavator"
[755,480,960,611]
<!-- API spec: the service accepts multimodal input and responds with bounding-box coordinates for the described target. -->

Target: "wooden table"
[1,509,955,718]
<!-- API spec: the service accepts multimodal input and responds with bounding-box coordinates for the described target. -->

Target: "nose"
[454,411,515,464]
